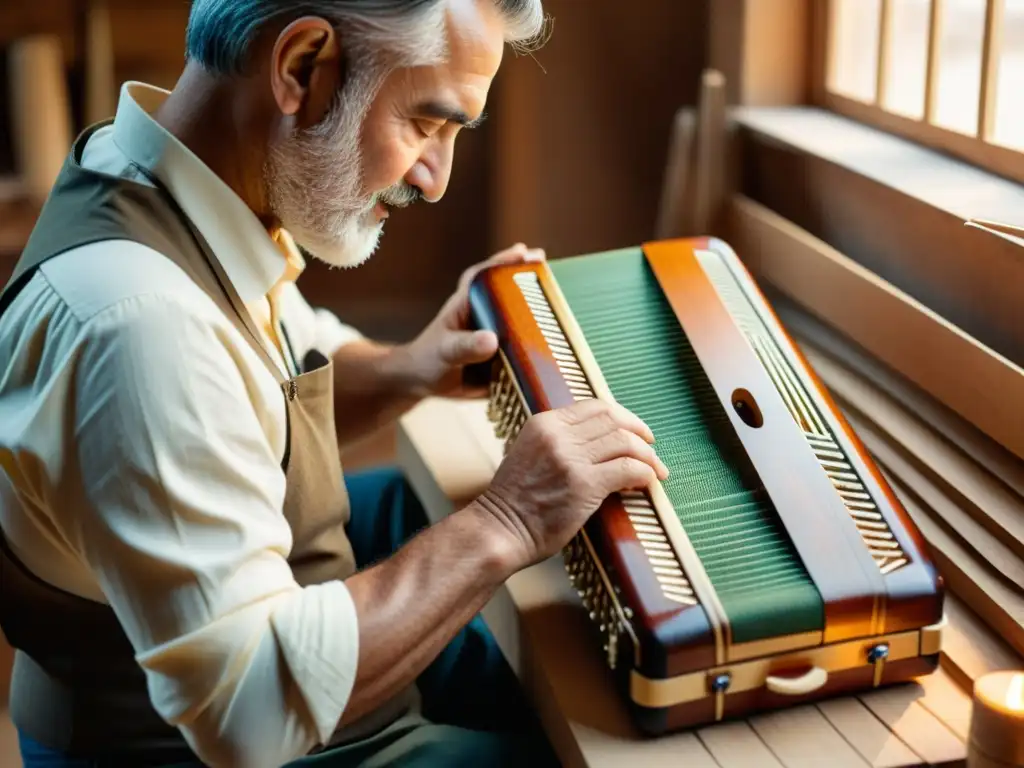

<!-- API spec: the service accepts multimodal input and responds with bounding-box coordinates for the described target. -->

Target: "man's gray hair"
[185,0,547,75]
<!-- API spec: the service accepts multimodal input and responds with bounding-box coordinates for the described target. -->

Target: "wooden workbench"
[397,397,985,768]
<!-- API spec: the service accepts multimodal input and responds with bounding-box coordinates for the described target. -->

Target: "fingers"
[561,398,655,444]
[588,429,670,481]
[440,329,498,365]
[596,457,661,495]
[457,245,547,293]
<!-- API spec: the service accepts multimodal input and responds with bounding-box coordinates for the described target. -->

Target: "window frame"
[812,0,1024,186]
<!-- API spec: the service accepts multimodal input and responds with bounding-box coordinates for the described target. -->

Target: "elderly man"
[0,1,668,766]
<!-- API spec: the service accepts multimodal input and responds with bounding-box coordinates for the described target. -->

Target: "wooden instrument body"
[467,238,944,735]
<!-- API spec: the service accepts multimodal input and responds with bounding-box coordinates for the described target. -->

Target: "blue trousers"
[19,467,559,767]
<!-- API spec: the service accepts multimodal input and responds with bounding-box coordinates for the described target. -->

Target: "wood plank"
[859,682,967,766]
[817,698,923,767]
[880,469,1024,658]
[776,306,1024,503]
[941,595,1023,690]
[862,430,1024,592]
[697,721,784,768]
[915,670,973,743]
[802,346,1024,566]
[749,706,871,768]
[727,194,1024,460]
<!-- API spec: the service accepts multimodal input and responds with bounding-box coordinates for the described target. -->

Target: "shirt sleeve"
[276,281,363,363]
[67,294,359,767]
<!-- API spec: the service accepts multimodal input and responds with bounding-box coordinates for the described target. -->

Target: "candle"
[968,671,1024,767]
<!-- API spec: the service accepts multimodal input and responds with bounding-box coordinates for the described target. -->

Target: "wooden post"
[84,0,117,125]
[655,107,697,239]
[693,69,727,235]
[8,35,73,202]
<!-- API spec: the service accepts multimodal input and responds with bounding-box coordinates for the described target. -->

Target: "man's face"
[265,0,506,269]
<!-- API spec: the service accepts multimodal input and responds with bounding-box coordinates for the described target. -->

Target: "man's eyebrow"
[416,101,487,129]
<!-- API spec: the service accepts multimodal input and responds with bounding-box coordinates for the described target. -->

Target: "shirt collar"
[110,81,298,303]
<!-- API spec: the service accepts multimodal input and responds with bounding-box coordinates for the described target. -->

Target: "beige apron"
[0,121,417,763]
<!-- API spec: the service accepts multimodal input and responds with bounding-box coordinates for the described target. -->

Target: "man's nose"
[406,147,453,203]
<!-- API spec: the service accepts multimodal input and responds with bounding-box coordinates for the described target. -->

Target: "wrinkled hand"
[399,243,545,399]
[475,399,671,571]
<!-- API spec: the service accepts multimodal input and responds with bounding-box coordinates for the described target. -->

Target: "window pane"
[993,0,1024,150]
[883,0,932,119]
[932,0,987,135]
[830,0,883,102]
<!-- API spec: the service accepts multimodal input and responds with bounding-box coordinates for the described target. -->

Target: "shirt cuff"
[269,580,360,745]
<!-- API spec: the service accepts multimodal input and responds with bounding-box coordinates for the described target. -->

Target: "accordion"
[467,238,946,735]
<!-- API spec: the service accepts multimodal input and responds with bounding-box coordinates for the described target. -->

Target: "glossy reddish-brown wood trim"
[641,239,882,645]
[470,264,714,677]
[702,238,944,635]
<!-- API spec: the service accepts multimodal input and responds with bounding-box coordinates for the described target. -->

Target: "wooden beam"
[84,0,117,124]
[809,0,831,105]
[710,0,813,106]
[694,70,728,234]
[7,35,73,202]
[655,108,697,239]
[875,0,893,108]
[727,194,1024,460]
[923,0,943,123]
[977,0,1004,140]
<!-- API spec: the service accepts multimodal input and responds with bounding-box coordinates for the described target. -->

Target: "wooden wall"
[2,0,710,340]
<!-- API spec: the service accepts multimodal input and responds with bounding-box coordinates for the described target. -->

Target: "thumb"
[441,329,498,366]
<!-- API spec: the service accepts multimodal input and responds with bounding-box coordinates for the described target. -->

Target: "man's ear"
[270,16,343,122]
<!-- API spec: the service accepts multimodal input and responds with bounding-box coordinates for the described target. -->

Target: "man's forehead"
[398,0,505,119]
[443,0,507,80]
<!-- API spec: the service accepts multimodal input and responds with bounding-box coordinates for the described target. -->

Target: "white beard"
[263,69,419,269]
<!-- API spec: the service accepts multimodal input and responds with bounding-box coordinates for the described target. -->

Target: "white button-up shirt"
[0,83,364,766]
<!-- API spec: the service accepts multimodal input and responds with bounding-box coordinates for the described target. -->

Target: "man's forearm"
[339,500,519,725]
[330,339,422,448]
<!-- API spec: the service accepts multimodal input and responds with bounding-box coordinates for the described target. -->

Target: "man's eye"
[415,120,443,138]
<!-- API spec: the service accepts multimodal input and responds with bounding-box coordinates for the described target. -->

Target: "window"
[820,0,1024,183]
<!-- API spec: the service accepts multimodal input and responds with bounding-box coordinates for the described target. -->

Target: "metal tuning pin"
[487,367,505,424]
[562,534,626,671]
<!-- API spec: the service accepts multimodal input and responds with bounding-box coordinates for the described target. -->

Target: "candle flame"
[1008,673,1024,711]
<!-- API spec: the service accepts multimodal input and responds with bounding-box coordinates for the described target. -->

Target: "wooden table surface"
[397,397,979,768]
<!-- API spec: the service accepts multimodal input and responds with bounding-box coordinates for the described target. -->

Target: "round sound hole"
[732,388,764,429]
